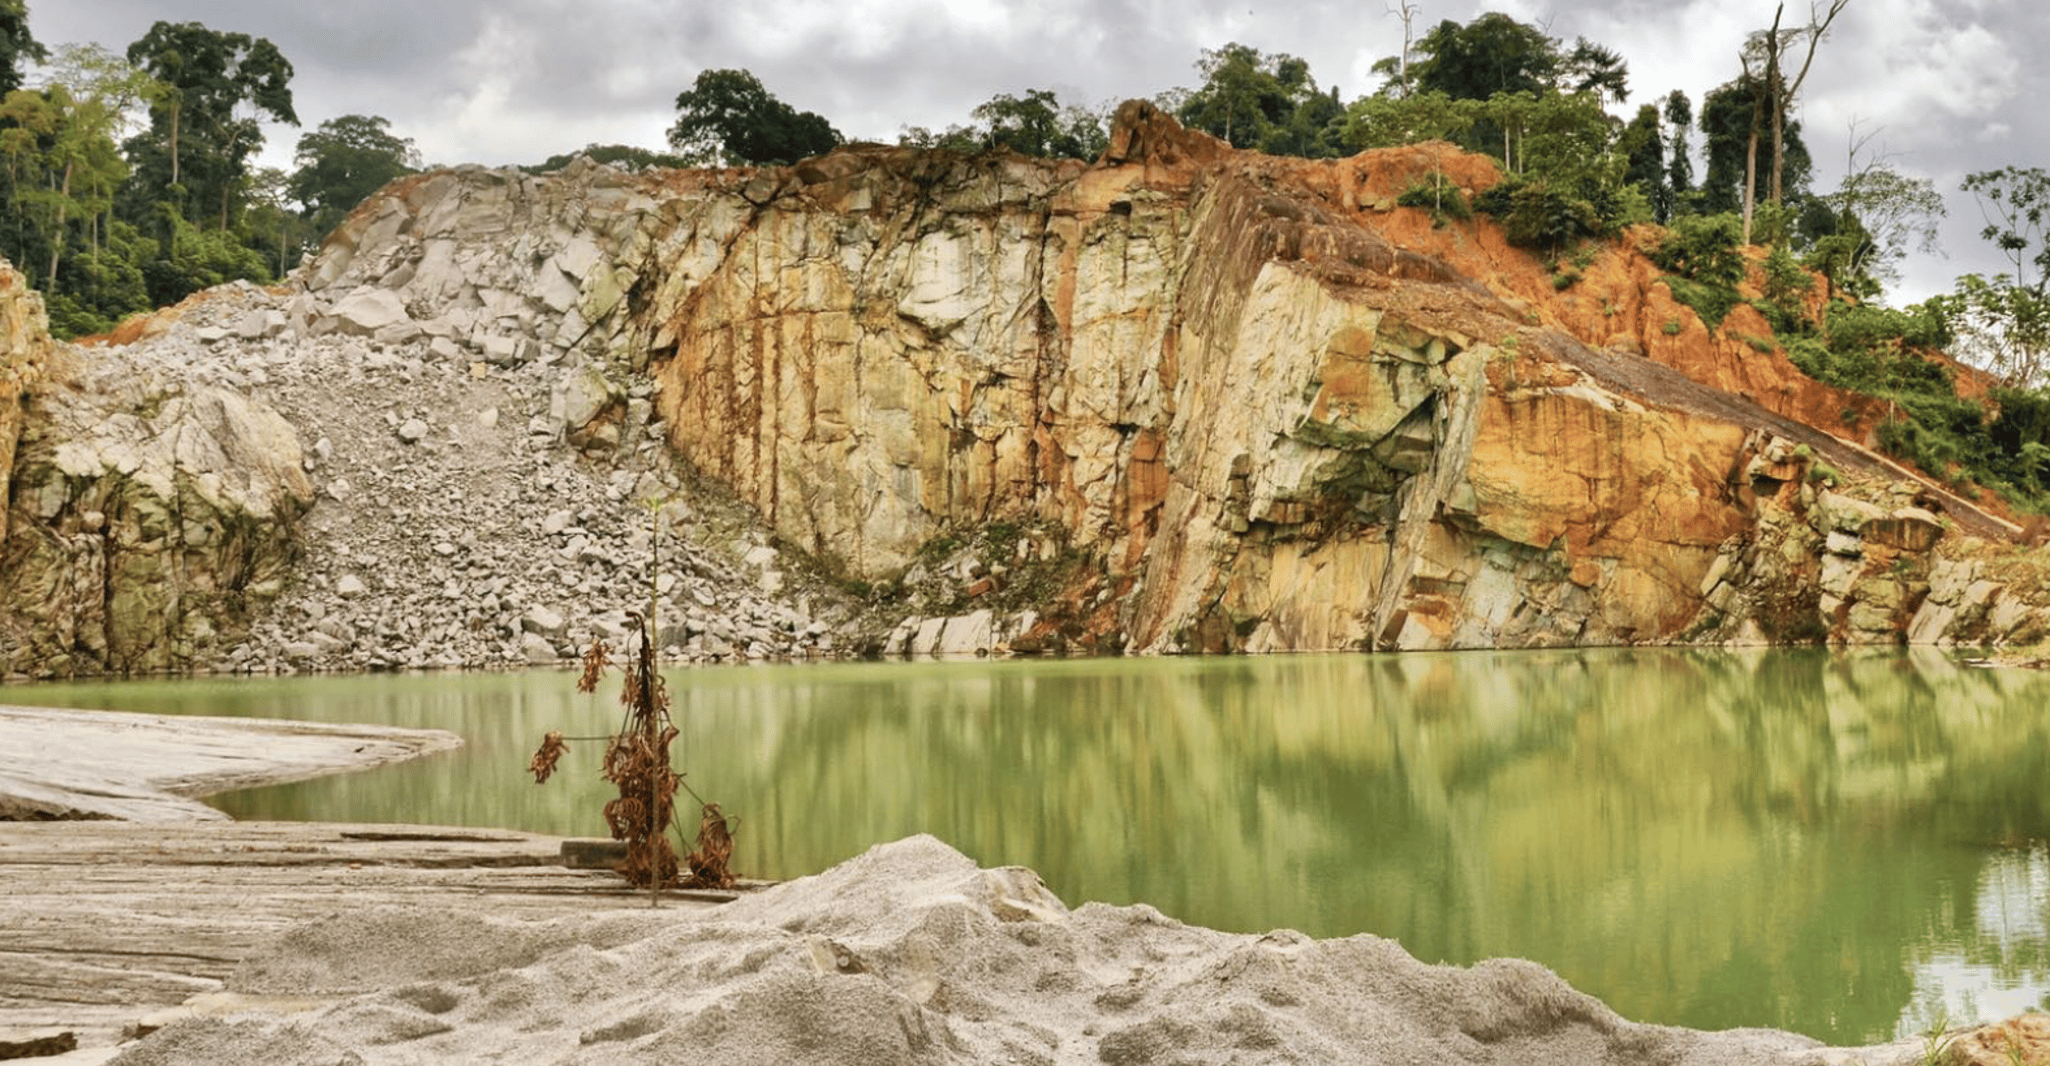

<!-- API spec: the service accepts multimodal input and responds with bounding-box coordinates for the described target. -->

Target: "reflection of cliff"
[30,654,2045,1042]
[708,652,2050,1042]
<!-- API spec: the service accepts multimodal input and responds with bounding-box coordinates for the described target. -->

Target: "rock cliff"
[5,103,2048,674]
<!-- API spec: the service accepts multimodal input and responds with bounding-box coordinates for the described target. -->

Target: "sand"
[89,834,1942,1066]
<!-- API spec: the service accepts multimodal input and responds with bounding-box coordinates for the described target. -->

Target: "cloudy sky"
[29,0,2047,302]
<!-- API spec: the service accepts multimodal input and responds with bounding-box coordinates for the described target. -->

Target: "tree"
[0,0,44,97]
[667,68,841,166]
[1621,104,1668,221]
[972,89,1106,158]
[122,21,297,231]
[1663,90,1695,211]
[1807,130,1942,298]
[1728,1,1848,243]
[1699,75,1811,227]
[289,114,419,237]
[1175,43,1314,150]
[0,45,156,302]
[1408,14,1564,102]
[1941,167,2050,384]
[1338,90,1475,152]
[1562,38,1630,105]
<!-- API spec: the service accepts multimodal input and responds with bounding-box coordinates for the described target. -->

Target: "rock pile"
[95,276,842,674]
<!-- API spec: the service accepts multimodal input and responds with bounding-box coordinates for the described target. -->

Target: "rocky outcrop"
[13,106,2048,672]
[0,262,50,547]
[0,275,313,675]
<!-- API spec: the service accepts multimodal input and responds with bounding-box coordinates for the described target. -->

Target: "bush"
[1396,172,1472,222]
[1650,213,1746,286]
[1660,275,1743,329]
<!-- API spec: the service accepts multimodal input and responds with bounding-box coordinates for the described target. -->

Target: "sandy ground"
[27,833,1951,1066]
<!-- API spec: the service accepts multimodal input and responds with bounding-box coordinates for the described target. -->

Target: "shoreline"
[1,705,2039,1065]
[0,704,462,821]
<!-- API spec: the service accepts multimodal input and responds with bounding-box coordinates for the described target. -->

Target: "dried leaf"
[527,731,567,784]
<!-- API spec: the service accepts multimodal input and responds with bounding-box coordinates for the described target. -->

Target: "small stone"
[336,574,369,598]
[397,418,430,443]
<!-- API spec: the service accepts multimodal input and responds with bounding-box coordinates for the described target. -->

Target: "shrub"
[1396,172,1472,222]
[1650,213,1746,286]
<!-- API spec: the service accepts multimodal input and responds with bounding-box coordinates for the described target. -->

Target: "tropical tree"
[121,21,298,232]
[972,89,1107,158]
[1663,90,1695,213]
[1621,104,1668,221]
[1940,166,2050,384]
[1407,14,1564,101]
[0,0,42,97]
[1175,43,1315,150]
[289,114,419,237]
[0,45,157,302]
[667,68,840,166]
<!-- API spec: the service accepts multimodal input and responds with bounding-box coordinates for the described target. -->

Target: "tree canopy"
[121,20,298,230]
[667,69,841,166]
[289,113,419,237]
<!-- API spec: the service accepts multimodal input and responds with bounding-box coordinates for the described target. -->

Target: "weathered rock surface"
[0,704,461,821]
[8,105,2050,672]
[0,271,313,675]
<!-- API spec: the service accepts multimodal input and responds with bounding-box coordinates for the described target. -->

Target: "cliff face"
[597,102,2037,653]
[0,267,312,675]
[11,104,2046,672]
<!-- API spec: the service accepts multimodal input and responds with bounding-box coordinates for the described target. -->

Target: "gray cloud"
[28,0,2047,300]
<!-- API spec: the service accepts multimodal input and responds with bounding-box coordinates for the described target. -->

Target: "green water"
[8,647,2048,1044]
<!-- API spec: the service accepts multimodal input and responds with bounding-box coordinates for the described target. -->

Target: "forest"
[4,3,2048,510]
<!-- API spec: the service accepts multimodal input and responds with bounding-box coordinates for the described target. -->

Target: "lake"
[8,647,2047,1045]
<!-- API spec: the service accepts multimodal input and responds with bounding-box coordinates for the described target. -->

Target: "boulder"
[329,289,412,337]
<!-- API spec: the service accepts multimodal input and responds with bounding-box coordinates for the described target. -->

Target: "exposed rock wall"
[0,265,313,676]
[16,105,2049,672]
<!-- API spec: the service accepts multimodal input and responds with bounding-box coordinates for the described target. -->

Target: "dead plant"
[527,611,738,897]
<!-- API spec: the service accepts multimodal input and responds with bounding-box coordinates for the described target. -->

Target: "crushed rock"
[102,280,850,674]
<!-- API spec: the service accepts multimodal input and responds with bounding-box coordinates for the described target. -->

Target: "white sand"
[95,834,1924,1066]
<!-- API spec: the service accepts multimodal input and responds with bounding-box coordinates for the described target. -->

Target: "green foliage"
[1756,244,1814,335]
[121,21,298,231]
[1395,171,1471,222]
[525,143,695,173]
[973,89,1107,159]
[0,0,44,97]
[1408,14,1578,101]
[1651,213,1746,286]
[140,204,272,307]
[1698,76,1812,216]
[667,68,841,166]
[289,114,419,238]
[1338,91,1475,151]
[1661,277,1743,329]
[1789,295,2050,509]
[1175,43,1342,156]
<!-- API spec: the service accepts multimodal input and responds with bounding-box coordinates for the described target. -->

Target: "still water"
[9,647,2048,1044]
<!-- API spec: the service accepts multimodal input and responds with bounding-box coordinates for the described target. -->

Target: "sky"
[28,0,2050,303]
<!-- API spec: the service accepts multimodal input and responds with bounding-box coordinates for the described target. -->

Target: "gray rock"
[331,288,412,336]
[397,418,430,443]
[522,605,567,637]
[336,575,369,598]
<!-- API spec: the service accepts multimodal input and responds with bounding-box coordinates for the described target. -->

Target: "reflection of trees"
[10,651,2049,1045]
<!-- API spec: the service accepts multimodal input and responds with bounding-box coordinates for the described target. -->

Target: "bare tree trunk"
[1766,6,1785,206]
[47,161,73,294]
[1743,126,1759,244]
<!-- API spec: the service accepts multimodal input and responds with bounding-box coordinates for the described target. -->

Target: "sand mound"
[107,835,1847,1065]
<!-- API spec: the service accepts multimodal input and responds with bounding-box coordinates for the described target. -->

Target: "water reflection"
[7,648,2048,1043]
